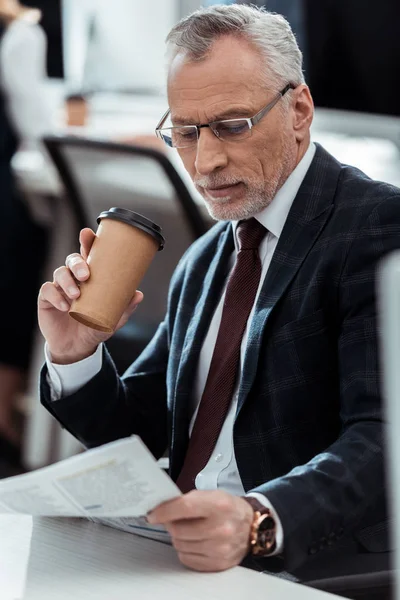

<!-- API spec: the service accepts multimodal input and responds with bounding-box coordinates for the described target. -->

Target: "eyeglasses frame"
[155,83,296,147]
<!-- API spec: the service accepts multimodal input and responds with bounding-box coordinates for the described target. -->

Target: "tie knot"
[237,218,266,250]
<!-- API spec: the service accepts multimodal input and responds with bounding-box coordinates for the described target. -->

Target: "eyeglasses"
[155,83,295,149]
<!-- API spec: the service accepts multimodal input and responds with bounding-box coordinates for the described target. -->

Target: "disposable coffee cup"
[69,207,165,333]
[65,94,89,127]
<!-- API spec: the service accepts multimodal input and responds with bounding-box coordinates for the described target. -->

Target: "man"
[39,4,399,587]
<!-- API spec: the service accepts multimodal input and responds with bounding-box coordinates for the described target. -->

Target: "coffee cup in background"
[65,94,89,127]
[69,208,165,333]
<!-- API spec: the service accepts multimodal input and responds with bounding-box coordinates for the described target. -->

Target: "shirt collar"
[232,142,316,250]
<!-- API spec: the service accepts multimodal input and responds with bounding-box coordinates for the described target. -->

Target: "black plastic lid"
[97,207,164,250]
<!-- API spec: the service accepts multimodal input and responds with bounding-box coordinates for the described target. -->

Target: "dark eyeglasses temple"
[281,83,296,96]
[155,108,171,132]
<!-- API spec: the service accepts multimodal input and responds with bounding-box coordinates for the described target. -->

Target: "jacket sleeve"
[40,235,196,460]
[40,320,170,460]
[248,194,400,571]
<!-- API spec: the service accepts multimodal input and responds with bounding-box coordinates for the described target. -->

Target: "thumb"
[127,290,144,310]
[115,291,144,330]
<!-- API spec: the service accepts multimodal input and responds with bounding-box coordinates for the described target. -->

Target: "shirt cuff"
[44,343,103,401]
[245,492,284,556]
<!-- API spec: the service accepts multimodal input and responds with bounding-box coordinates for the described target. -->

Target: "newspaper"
[0,436,181,544]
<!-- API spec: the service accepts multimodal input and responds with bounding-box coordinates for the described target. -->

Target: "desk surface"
[0,516,338,600]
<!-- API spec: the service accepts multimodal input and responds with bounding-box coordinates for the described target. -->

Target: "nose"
[194,127,228,176]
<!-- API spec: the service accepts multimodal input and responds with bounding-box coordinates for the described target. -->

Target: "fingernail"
[147,512,155,524]
[68,287,79,296]
[77,268,87,278]
[60,301,69,311]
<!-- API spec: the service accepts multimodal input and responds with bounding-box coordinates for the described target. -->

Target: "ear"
[291,84,314,143]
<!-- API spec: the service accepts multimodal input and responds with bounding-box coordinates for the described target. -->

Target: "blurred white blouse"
[0,16,52,142]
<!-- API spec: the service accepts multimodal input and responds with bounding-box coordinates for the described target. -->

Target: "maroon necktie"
[176,218,266,493]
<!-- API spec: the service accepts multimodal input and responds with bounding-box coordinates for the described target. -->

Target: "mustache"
[194,176,243,190]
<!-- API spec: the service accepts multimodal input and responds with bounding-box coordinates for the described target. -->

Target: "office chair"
[43,135,210,373]
[306,570,393,600]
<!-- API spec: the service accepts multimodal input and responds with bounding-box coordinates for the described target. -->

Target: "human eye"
[215,119,249,138]
[172,127,197,146]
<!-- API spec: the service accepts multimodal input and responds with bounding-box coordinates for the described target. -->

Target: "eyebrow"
[172,107,253,126]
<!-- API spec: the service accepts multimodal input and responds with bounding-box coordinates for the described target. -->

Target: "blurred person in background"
[0,0,49,467]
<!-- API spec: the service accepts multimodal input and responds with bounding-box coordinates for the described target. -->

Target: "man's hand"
[147,490,254,572]
[38,228,143,364]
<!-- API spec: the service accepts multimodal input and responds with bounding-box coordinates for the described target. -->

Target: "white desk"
[0,515,339,600]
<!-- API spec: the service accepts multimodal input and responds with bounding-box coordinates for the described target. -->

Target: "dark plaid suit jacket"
[41,143,400,574]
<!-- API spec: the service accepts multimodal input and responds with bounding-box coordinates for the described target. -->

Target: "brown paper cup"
[65,96,89,127]
[69,208,164,333]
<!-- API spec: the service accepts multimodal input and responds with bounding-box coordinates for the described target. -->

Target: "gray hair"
[166,3,305,95]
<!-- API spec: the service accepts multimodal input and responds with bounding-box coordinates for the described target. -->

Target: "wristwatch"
[244,496,277,556]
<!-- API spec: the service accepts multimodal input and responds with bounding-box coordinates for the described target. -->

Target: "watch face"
[257,515,276,552]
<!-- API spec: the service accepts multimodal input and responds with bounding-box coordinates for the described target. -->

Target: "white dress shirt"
[45,142,316,555]
[0,17,52,142]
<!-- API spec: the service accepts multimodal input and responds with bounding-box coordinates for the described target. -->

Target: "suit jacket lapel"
[171,222,234,478]
[237,143,342,414]
[175,223,233,392]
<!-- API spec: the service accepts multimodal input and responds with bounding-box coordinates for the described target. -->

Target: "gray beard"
[203,183,276,221]
[197,137,295,222]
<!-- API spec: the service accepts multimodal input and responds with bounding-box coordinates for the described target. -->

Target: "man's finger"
[53,266,81,300]
[166,517,209,542]
[38,282,70,312]
[79,228,96,260]
[148,493,205,524]
[65,253,90,282]
[115,291,144,330]
[127,290,144,309]
[148,490,230,524]
[173,538,235,565]
[177,551,230,573]
[121,291,144,319]
[172,538,209,554]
